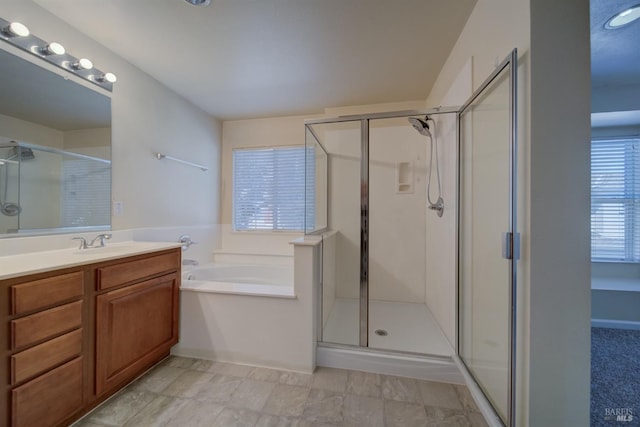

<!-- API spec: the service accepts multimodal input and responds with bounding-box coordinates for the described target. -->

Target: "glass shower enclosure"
[305,114,454,356]
[305,50,519,426]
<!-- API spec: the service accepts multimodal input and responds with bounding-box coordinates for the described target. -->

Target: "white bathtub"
[181,263,295,298]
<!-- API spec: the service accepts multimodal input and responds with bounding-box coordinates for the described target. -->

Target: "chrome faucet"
[90,233,112,248]
[182,259,199,266]
[178,235,197,251]
[72,237,89,250]
[71,233,112,250]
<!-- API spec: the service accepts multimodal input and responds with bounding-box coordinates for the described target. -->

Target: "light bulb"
[102,72,117,83]
[4,22,30,37]
[95,72,117,84]
[73,58,93,70]
[41,42,65,55]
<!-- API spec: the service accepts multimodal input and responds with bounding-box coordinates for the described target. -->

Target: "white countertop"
[0,241,182,280]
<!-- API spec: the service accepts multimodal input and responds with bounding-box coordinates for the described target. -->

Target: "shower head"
[8,146,35,161]
[408,117,431,138]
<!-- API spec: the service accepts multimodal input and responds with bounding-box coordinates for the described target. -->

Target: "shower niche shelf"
[396,161,414,194]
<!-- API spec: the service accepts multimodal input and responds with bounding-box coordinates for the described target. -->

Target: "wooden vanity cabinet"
[0,247,181,427]
[1,267,87,427]
[95,251,180,396]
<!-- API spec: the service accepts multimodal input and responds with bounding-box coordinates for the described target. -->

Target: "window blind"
[62,158,111,227]
[591,138,640,262]
[233,146,313,231]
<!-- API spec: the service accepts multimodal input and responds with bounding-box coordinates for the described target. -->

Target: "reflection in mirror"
[0,48,111,237]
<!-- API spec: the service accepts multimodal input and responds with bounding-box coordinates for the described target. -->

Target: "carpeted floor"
[591,327,640,427]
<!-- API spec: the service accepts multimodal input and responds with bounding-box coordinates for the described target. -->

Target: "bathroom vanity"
[0,244,181,427]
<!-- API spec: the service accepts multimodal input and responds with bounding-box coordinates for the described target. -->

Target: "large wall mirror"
[0,47,111,237]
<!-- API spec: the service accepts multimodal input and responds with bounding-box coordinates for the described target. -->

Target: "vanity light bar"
[0,16,115,92]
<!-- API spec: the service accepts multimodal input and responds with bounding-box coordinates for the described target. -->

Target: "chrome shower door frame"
[360,119,369,347]
[456,48,518,427]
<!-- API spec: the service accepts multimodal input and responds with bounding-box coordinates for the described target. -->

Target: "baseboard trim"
[316,344,464,384]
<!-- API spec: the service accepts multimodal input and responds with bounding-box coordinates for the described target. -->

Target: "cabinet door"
[95,273,179,395]
[12,357,83,427]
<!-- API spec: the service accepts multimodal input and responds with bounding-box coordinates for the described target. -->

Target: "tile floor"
[73,356,489,427]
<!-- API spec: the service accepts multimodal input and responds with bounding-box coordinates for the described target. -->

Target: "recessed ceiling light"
[605,4,640,29]
[184,0,211,6]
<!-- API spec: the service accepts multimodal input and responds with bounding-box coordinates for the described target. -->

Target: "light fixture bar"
[0,16,115,92]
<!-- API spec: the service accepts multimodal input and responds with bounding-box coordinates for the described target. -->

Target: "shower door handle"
[502,232,520,260]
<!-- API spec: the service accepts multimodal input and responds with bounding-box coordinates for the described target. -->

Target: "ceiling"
[33,0,477,120]
[29,1,637,120]
[591,0,640,88]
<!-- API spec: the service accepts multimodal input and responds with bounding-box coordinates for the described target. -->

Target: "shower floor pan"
[322,298,453,356]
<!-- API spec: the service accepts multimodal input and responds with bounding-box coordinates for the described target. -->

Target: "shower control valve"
[428,197,445,218]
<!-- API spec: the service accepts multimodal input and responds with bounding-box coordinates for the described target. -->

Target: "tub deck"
[181,263,295,298]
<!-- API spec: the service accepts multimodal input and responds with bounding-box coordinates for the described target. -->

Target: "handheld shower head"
[409,115,444,217]
[408,117,431,138]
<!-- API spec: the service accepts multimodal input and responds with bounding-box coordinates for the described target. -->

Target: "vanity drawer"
[11,329,83,385]
[10,300,83,350]
[96,251,180,290]
[10,271,84,315]
[11,357,83,427]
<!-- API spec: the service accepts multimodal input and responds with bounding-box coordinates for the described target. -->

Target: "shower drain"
[374,329,388,336]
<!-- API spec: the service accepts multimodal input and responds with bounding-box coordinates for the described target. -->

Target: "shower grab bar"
[155,152,208,172]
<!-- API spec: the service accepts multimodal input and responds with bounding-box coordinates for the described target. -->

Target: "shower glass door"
[458,50,518,425]
[306,120,363,347]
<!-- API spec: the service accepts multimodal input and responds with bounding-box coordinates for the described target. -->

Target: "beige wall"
[0,113,64,148]
[528,2,591,426]
[2,0,221,232]
[63,128,111,159]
